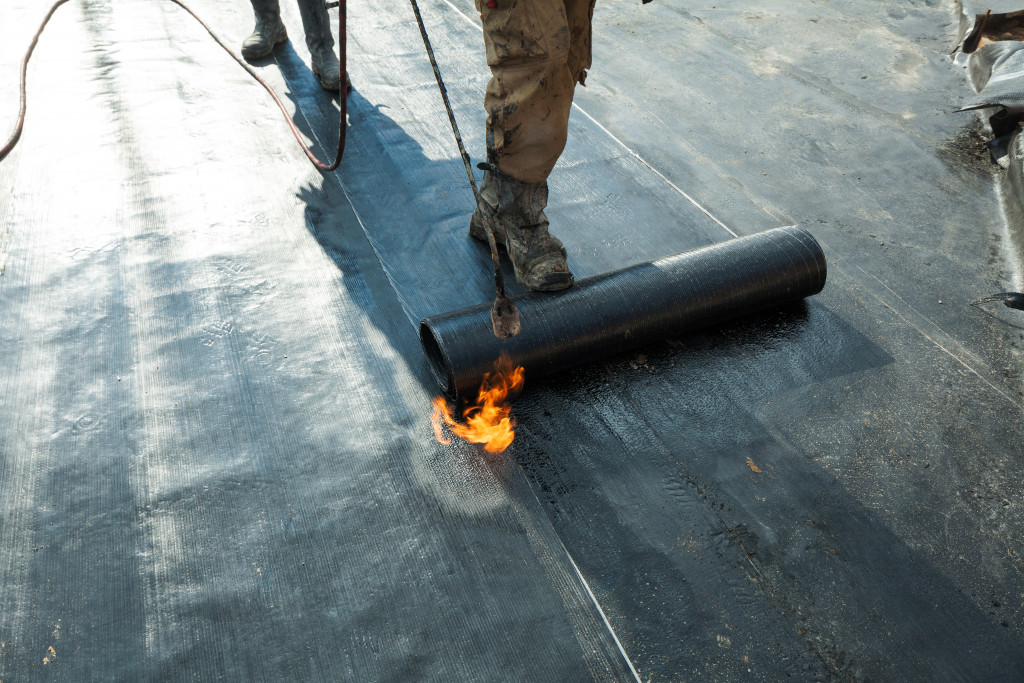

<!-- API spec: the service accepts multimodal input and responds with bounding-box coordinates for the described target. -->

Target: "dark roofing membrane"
[1,0,1023,680]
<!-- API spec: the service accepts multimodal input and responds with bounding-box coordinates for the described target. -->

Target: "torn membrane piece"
[956,41,1024,114]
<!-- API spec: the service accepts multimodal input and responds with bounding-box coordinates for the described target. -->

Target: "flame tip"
[429,354,525,454]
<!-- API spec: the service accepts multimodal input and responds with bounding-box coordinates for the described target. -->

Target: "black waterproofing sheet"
[2,0,1024,680]
[422,226,827,397]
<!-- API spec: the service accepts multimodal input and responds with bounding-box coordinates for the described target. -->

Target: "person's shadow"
[264,47,519,396]
[268,60,878,408]
[268,46,884,410]
[248,38,345,114]
[265,47,484,394]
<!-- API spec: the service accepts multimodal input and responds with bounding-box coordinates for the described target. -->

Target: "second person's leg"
[295,0,342,90]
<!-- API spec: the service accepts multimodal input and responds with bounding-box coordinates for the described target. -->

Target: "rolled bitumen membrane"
[421,226,827,398]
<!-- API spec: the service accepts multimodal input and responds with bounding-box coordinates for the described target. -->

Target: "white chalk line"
[852,263,1021,408]
[563,546,644,682]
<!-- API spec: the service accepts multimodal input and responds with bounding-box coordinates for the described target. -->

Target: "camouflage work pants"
[477,0,596,183]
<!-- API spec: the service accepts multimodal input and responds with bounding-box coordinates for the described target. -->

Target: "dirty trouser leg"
[478,0,596,183]
[470,0,594,291]
[295,0,342,90]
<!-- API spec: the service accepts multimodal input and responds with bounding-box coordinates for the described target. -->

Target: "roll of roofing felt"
[420,225,827,398]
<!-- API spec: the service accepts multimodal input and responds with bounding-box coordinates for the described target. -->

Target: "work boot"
[241,0,288,61]
[311,48,343,91]
[296,0,342,90]
[470,168,574,292]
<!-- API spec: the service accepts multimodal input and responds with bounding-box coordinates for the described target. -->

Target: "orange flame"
[431,353,525,454]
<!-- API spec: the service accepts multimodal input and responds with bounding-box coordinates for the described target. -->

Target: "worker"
[468,0,596,291]
[240,0,342,91]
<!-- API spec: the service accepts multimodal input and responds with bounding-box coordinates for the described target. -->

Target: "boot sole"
[312,68,343,92]
[524,268,574,292]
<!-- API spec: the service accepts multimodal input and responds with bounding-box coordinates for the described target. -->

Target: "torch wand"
[407,0,521,339]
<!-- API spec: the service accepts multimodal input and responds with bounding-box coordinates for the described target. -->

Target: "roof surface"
[1,0,1023,679]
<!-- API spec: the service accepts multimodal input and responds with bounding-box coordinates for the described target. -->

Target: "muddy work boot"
[310,48,343,91]
[241,0,288,61]
[470,169,574,292]
[297,0,342,90]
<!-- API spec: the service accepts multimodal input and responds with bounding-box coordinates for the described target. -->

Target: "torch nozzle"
[491,293,521,338]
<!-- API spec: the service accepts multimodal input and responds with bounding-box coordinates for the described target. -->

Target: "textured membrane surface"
[422,226,827,397]
[2,0,1024,680]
